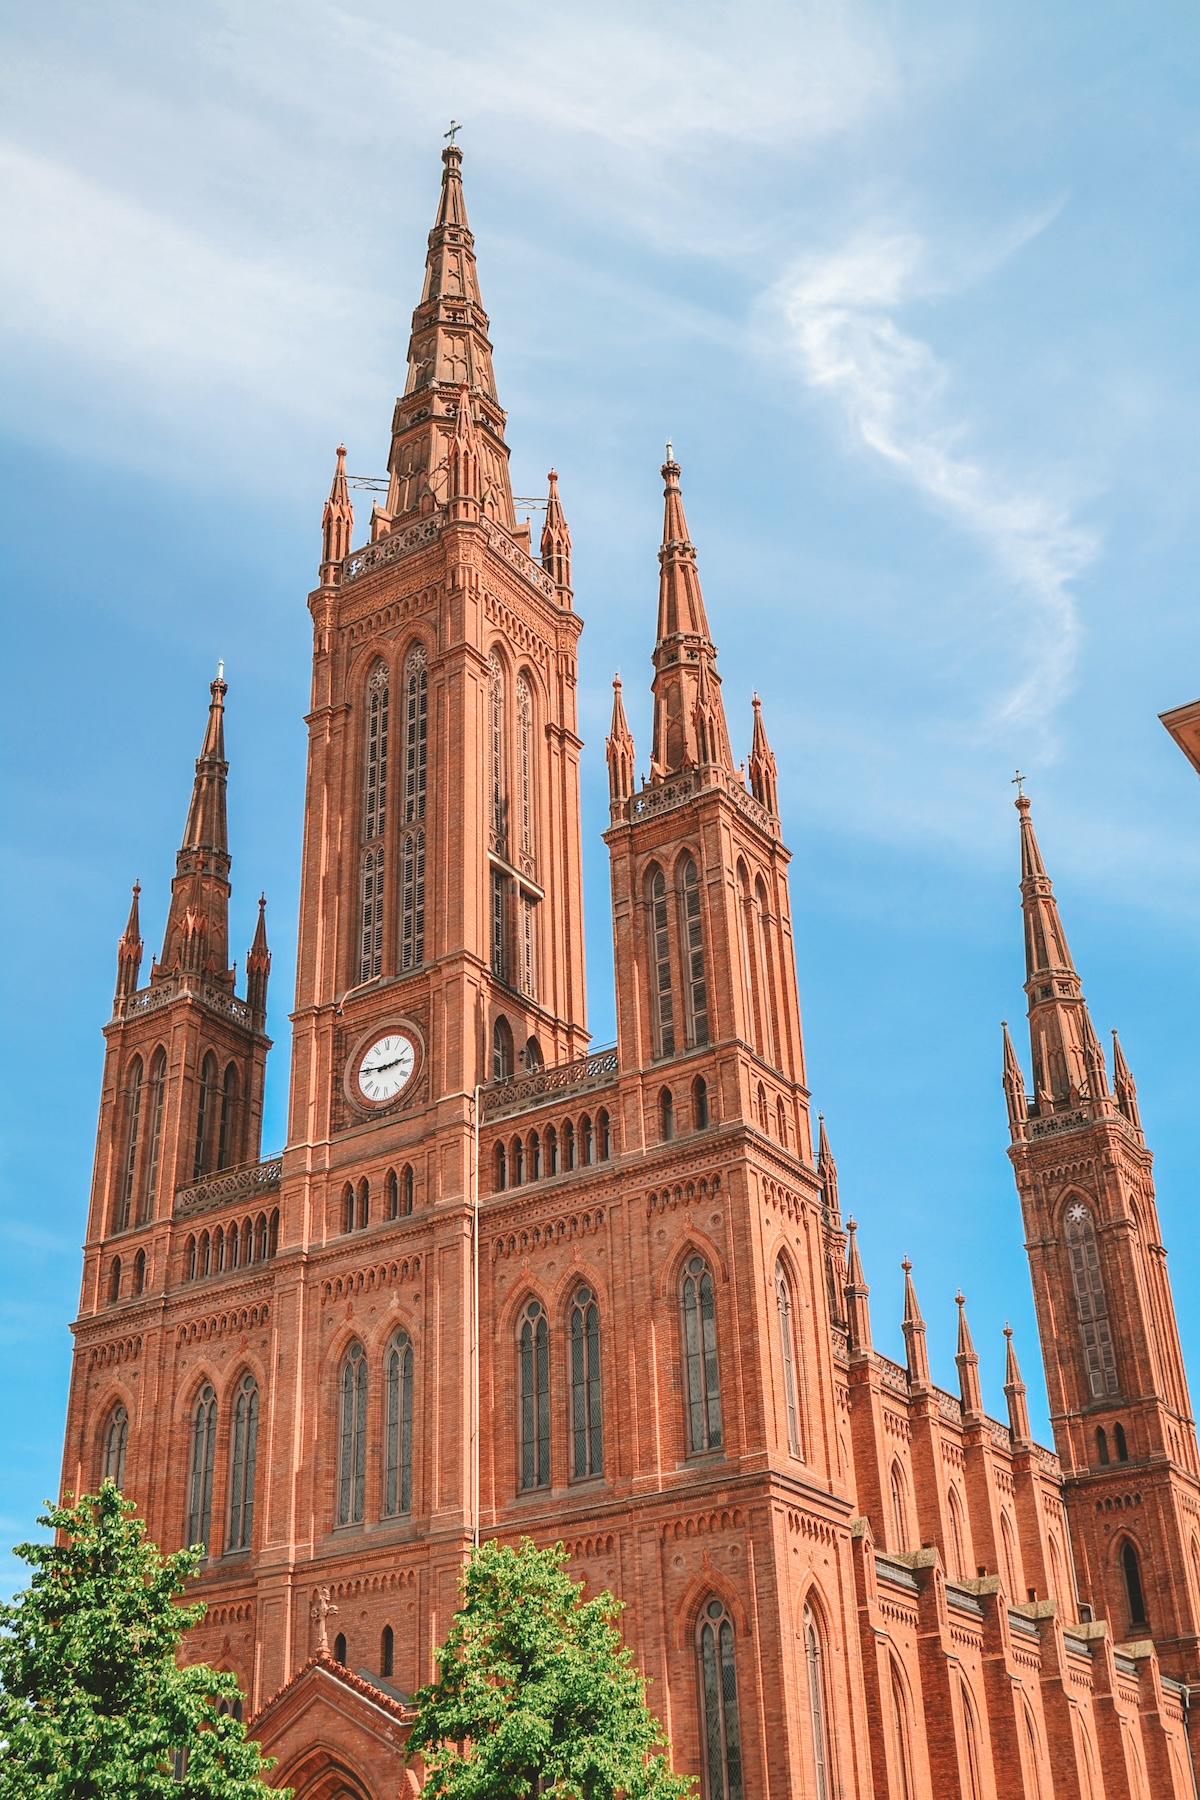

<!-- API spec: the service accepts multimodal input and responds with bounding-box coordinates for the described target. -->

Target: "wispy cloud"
[772,229,1098,728]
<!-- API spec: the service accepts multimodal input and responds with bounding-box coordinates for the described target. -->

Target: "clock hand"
[369,1054,410,1074]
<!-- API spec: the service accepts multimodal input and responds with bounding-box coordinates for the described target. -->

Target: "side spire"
[157,669,233,986]
[955,1292,984,1418]
[1001,1020,1028,1132]
[1003,1324,1032,1444]
[114,882,143,1006]
[844,1218,872,1354]
[447,382,481,521]
[246,893,271,1027]
[319,444,354,581]
[817,1115,840,1221]
[1016,793,1106,1115]
[650,455,732,778]
[901,1257,931,1388]
[383,142,515,530]
[606,675,635,806]
[540,469,572,595]
[1112,1029,1143,1133]
[748,694,779,815]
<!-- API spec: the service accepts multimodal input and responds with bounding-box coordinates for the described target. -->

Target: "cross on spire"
[1012,768,1026,796]
[444,118,462,143]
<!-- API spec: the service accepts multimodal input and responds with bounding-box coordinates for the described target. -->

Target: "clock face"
[357,1034,416,1104]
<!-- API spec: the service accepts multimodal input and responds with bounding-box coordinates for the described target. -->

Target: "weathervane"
[445,119,462,144]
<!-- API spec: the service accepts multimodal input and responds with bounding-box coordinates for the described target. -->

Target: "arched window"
[141,1048,166,1224]
[494,1142,507,1191]
[193,1051,217,1180]
[338,1342,368,1526]
[381,1624,395,1679]
[680,858,709,1046]
[359,846,385,983]
[214,1227,226,1274]
[1122,1539,1147,1626]
[489,650,507,850]
[889,1663,914,1800]
[1023,1704,1047,1800]
[697,1598,742,1800]
[227,1220,240,1270]
[187,1383,217,1552]
[681,1255,722,1453]
[342,1184,355,1235]
[492,1016,513,1082]
[1063,1200,1119,1398]
[240,1218,253,1264]
[757,1082,768,1132]
[659,1089,674,1143]
[403,643,427,823]
[268,1209,279,1256]
[960,1682,984,1800]
[516,671,535,868]
[890,1463,909,1551]
[563,1118,576,1170]
[693,1076,709,1131]
[570,1286,603,1479]
[333,1632,347,1666]
[107,1257,122,1305]
[581,1114,594,1164]
[524,1036,543,1071]
[804,1605,833,1800]
[384,1330,414,1516]
[356,1178,369,1230]
[1097,1426,1110,1464]
[199,1231,211,1276]
[648,866,675,1058]
[400,828,426,970]
[528,1132,542,1181]
[775,1261,801,1457]
[519,1300,550,1490]
[118,1056,144,1230]
[386,1169,399,1220]
[104,1404,128,1489]
[776,1097,787,1146]
[512,1137,525,1185]
[597,1109,612,1159]
[364,659,390,842]
[217,1064,239,1171]
[546,1126,559,1175]
[133,1248,146,1297]
[402,1165,414,1215]
[754,876,776,1066]
[186,1235,197,1281]
[948,1487,967,1580]
[1115,1422,1129,1461]
[228,1373,258,1551]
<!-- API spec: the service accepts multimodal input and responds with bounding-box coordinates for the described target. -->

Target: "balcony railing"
[175,1156,283,1217]
[482,1047,618,1121]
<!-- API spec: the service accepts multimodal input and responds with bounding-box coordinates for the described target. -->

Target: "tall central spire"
[650,456,732,778]
[157,671,233,987]
[1016,793,1107,1113]
[382,143,515,531]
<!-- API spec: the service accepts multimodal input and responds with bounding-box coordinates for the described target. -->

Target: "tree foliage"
[408,1537,693,1800]
[0,1482,288,1800]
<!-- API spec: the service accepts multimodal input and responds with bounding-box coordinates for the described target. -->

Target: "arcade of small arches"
[492,1108,613,1191]
[340,1167,416,1234]
[110,1043,246,1239]
[184,1209,280,1282]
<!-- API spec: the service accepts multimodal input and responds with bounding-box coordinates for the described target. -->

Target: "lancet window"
[697,1598,742,1800]
[681,1255,722,1453]
[338,1341,368,1526]
[489,651,506,852]
[1064,1201,1120,1398]
[364,661,389,842]
[518,1300,550,1491]
[804,1606,833,1800]
[1122,1539,1147,1626]
[516,671,534,870]
[217,1064,238,1172]
[142,1048,166,1224]
[384,1330,414,1516]
[403,645,427,823]
[104,1404,128,1489]
[775,1260,802,1457]
[193,1052,217,1181]
[889,1665,915,1800]
[187,1383,217,1552]
[227,1373,258,1552]
[681,858,709,1046]
[570,1287,602,1479]
[648,866,675,1057]
[118,1056,144,1231]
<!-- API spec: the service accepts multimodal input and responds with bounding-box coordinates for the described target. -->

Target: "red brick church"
[60,143,1200,1799]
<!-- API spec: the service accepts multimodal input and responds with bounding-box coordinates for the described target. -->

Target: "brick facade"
[60,145,1200,1799]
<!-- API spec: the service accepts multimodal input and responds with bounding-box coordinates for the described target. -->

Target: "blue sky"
[4,1,1200,1591]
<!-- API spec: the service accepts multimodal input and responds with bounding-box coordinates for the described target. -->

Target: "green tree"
[408,1537,693,1800]
[0,1482,288,1800]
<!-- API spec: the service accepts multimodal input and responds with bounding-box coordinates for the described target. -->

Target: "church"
[60,141,1200,1799]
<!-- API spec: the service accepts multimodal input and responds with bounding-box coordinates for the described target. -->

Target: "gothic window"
[693,1076,709,1130]
[342,1184,355,1234]
[776,1097,787,1145]
[581,1114,594,1164]
[1097,1427,1110,1465]
[268,1209,279,1257]
[107,1257,122,1305]
[384,1330,414,1516]
[386,1169,399,1220]
[118,1056,144,1230]
[960,1683,984,1800]
[193,1052,217,1180]
[659,1089,674,1142]
[214,1227,226,1273]
[757,1082,768,1132]
[493,1017,513,1081]
[356,1178,369,1230]
[402,1165,414,1215]
[518,1300,550,1491]
[1023,1705,1047,1800]
[403,644,427,824]
[400,828,426,970]
[754,876,776,1066]
[681,858,709,1046]
[133,1248,146,1296]
[337,1342,368,1526]
[563,1118,576,1170]
[104,1404,128,1489]
[489,651,506,851]
[597,1109,612,1159]
[681,1255,722,1453]
[1115,1422,1129,1461]
[495,1143,507,1191]
[804,1605,833,1800]
[775,1260,802,1458]
[187,1383,217,1552]
[334,1632,347,1665]
[359,846,385,983]
[1122,1539,1147,1626]
[890,1463,909,1550]
[186,1236,197,1280]
[516,671,535,870]
[889,1663,914,1800]
[491,869,509,981]
[1063,1200,1119,1399]
[518,892,537,999]
[546,1126,559,1175]
[227,1373,258,1552]
[648,866,675,1057]
[512,1137,525,1185]
[217,1064,239,1171]
[199,1231,211,1277]
[697,1598,743,1800]
[381,1625,395,1679]
[363,660,389,843]
[524,1036,543,1071]
[141,1048,166,1224]
[528,1132,542,1180]
[570,1286,603,1479]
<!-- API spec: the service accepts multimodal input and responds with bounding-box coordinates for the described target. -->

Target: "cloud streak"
[773,230,1098,728]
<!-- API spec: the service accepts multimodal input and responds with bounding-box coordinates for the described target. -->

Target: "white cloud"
[772,229,1098,728]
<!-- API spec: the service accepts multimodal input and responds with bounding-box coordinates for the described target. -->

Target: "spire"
[817,1115,840,1222]
[540,469,572,595]
[1112,1029,1143,1133]
[157,669,233,985]
[955,1292,984,1418]
[383,142,515,530]
[901,1258,931,1387]
[650,456,733,778]
[606,675,635,806]
[246,893,271,1026]
[844,1218,873,1354]
[748,694,779,815]
[114,882,143,1005]
[319,444,354,580]
[1016,793,1105,1115]
[446,382,481,521]
[1001,1021,1028,1131]
[1003,1324,1032,1444]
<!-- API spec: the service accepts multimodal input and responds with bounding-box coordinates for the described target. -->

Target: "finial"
[1004,1321,1013,1339]
[665,438,673,461]
[445,118,462,144]
[956,1289,966,1308]
[216,659,225,682]
[901,1255,912,1273]
[846,1215,856,1233]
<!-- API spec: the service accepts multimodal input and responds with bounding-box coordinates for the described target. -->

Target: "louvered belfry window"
[649,867,675,1057]
[681,858,709,1046]
[359,661,390,982]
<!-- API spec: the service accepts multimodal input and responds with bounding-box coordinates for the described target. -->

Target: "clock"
[357,1033,417,1104]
